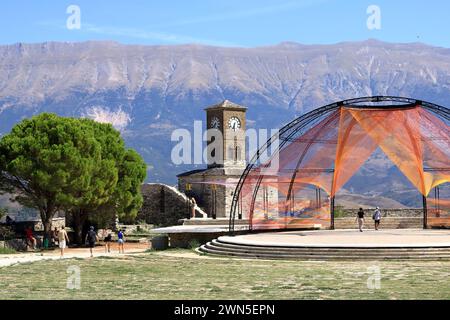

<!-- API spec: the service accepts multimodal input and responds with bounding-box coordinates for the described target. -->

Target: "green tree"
[0,113,147,243]
[0,114,97,241]
[66,119,146,243]
[87,150,146,231]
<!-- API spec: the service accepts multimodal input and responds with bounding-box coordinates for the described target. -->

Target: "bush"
[188,239,201,250]
[334,206,346,218]
[0,247,16,254]
[0,225,14,242]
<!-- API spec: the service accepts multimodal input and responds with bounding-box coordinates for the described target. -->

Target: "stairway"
[199,238,450,260]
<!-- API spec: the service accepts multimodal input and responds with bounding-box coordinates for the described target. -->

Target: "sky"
[1,0,449,48]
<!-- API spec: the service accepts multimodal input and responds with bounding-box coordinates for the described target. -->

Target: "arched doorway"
[229,96,450,233]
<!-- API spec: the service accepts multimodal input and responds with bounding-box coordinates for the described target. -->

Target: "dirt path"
[0,242,150,268]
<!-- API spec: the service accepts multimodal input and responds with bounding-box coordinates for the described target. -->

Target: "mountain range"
[1,39,450,208]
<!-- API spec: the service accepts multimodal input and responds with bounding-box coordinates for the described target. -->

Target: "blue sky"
[1,0,449,47]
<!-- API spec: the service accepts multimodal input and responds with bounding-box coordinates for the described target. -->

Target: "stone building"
[177,100,248,218]
[139,99,278,224]
[137,183,207,226]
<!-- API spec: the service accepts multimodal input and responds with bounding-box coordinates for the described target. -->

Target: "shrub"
[0,247,16,254]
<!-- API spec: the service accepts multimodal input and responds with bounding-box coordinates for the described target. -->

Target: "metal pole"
[437,186,440,217]
[238,195,242,220]
[186,198,190,220]
[212,185,217,219]
[422,195,428,229]
[330,196,335,230]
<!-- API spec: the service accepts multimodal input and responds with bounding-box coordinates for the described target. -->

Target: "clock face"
[228,116,241,131]
[210,117,220,129]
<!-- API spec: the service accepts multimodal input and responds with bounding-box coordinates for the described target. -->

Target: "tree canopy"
[0,113,147,241]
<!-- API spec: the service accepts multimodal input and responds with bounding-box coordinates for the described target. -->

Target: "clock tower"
[177,100,248,218]
[205,100,247,168]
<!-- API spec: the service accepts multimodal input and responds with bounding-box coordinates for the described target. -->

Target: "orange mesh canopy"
[239,103,450,230]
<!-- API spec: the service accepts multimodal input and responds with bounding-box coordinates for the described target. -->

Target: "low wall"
[337,208,423,218]
[168,232,226,248]
[33,217,66,231]
[0,238,32,251]
[335,217,423,229]
[137,183,207,227]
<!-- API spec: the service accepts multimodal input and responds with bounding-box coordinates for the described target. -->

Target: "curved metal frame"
[229,96,450,234]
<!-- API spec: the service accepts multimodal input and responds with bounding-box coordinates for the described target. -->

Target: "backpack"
[373,210,380,220]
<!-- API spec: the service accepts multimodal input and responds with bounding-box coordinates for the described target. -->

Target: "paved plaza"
[219,229,450,248]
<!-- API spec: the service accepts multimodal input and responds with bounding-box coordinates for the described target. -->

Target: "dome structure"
[229,96,450,233]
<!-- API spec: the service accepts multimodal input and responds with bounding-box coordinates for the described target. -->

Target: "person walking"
[117,229,125,254]
[356,208,365,232]
[373,207,382,230]
[57,226,70,257]
[190,197,197,219]
[85,226,98,257]
[51,227,59,247]
[25,226,37,250]
[104,231,112,253]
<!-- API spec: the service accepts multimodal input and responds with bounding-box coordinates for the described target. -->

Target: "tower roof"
[204,99,247,111]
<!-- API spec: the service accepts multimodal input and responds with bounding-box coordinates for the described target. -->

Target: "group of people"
[24,225,126,258]
[99,228,126,256]
[355,207,382,232]
[73,226,126,258]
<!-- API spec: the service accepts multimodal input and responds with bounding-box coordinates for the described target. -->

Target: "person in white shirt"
[373,207,382,230]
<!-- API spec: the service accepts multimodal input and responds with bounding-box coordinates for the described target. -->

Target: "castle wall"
[137,183,207,227]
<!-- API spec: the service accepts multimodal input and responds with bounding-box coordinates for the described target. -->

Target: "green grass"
[0,251,449,300]
[0,247,16,254]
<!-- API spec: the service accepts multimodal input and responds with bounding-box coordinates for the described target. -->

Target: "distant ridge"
[0,39,449,207]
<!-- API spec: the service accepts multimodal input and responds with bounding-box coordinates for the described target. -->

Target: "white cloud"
[81,23,238,47]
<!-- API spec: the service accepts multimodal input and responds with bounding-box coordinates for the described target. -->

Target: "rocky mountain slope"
[1,39,449,207]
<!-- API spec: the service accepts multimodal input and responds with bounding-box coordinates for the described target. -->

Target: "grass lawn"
[0,250,449,300]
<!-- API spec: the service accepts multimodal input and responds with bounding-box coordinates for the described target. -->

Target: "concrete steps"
[199,238,450,260]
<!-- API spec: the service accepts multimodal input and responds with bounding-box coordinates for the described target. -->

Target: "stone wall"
[136,183,207,227]
[33,217,66,231]
[334,217,423,229]
[337,208,423,218]
[0,239,28,251]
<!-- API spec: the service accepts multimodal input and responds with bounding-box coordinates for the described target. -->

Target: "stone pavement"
[219,229,450,248]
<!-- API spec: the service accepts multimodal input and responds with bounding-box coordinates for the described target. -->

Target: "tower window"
[228,146,234,160]
[236,146,241,161]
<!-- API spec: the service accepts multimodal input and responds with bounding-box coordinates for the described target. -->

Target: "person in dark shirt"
[5,215,13,225]
[356,208,365,232]
[85,226,98,257]
[104,232,112,253]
